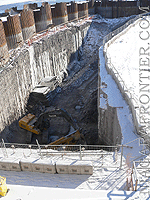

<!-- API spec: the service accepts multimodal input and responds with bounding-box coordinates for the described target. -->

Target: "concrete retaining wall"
[56,160,70,174]
[0,157,93,174]
[88,7,95,15]
[0,158,21,171]
[96,5,139,18]
[104,58,139,134]
[31,159,56,173]
[96,7,112,18]
[20,160,33,172]
[56,160,93,175]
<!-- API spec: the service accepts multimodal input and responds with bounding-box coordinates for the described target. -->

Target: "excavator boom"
[49,130,80,145]
[19,108,83,145]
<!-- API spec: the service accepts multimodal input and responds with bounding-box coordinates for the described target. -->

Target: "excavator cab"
[19,114,40,135]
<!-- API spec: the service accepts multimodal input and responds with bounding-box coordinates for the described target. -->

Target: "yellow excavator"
[19,108,84,145]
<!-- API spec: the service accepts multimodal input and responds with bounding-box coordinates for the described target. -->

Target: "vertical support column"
[67,2,78,22]
[0,20,9,66]
[20,8,36,41]
[36,139,43,159]
[79,144,82,160]
[34,2,52,32]
[78,2,88,19]
[52,2,68,26]
[41,2,53,29]
[1,139,8,158]
[88,0,95,15]
[94,1,101,14]
[120,144,123,169]
[3,14,23,50]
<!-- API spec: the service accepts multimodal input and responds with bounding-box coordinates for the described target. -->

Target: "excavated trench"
[0,16,128,145]
[27,21,104,145]
[26,19,121,145]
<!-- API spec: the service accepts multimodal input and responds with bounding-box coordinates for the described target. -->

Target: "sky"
[0,0,55,6]
[0,0,69,13]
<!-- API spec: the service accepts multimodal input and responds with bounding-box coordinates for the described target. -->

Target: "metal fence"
[0,141,120,152]
[0,138,122,163]
[103,12,150,46]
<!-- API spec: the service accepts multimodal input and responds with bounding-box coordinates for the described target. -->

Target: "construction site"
[0,0,150,199]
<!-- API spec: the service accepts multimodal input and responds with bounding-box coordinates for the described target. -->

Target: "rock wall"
[0,22,91,141]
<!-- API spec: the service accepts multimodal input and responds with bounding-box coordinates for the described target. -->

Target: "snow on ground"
[106,16,150,135]
[0,147,136,199]
[100,16,150,199]
[100,46,144,164]
[0,147,126,189]
[4,185,135,200]
[106,20,140,100]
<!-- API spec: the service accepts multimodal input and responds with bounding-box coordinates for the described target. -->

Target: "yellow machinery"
[19,108,84,145]
[19,113,40,135]
[0,176,7,197]
[49,130,81,145]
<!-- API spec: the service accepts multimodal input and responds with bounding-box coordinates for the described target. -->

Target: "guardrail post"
[36,139,43,159]
[80,144,82,160]
[29,145,32,155]
[135,179,138,191]
[1,139,8,158]
[115,147,118,162]
[120,144,123,169]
